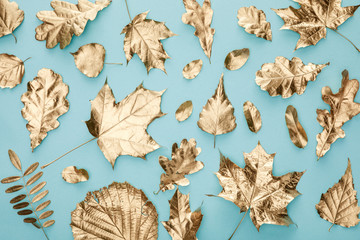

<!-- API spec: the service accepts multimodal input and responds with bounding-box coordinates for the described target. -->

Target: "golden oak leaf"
[159,138,203,192]
[316,70,360,159]
[121,11,175,73]
[0,0,24,42]
[273,0,359,50]
[71,43,105,78]
[182,0,215,61]
[71,182,158,239]
[162,188,203,240]
[35,0,111,49]
[21,68,69,151]
[0,54,26,88]
[316,159,360,230]
[85,80,165,168]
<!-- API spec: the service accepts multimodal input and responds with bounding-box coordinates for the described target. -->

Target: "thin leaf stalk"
[331,29,360,52]
[124,0,132,21]
[228,208,249,240]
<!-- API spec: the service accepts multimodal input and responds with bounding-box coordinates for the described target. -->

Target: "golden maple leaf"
[0,0,24,42]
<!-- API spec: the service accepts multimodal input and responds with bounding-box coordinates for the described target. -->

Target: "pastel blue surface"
[1,0,360,239]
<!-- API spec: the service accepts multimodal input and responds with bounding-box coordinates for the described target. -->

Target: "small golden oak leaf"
[62,166,89,184]
[162,188,203,240]
[21,68,69,151]
[316,70,360,159]
[0,54,25,88]
[71,43,105,78]
[35,0,111,49]
[182,0,215,61]
[285,105,308,148]
[85,80,165,168]
[121,11,175,73]
[159,138,203,192]
[71,182,158,239]
[316,159,360,231]
[0,0,24,42]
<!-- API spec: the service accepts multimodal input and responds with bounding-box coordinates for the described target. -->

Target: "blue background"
[1,0,360,239]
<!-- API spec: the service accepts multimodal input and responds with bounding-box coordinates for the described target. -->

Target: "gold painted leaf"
[182,0,214,60]
[316,70,360,159]
[39,210,53,220]
[256,56,329,98]
[13,202,29,209]
[26,172,43,186]
[316,159,360,230]
[183,59,203,79]
[21,68,69,151]
[17,209,33,215]
[162,188,203,240]
[243,101,261,133]
[285,105,307,148]
[62,166,89,183]
[10,194,26,204]
[8,149,21,170]
[237,6,272,41]
[159,138,203,192]
[224,49,249,71]
[1,176,21,184]
[175,100,193,122]
[0,0,24,42]
[197,74,236,147]
[86,81,165,168]
[43,220,55,228]
[121,11,175,73]
[36,200,51,212]
[0,54,25,88]
[71,43,105,78]
[29,181,46,195]
[24,217,37,224]
[71,182,158,239]
[6,185,23,193]
[32,190,48,203]
[24,162,39,176]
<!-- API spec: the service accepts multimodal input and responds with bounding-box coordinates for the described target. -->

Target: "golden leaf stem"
[23,57,31,63]
[11,33,17,44]
[124,0,132,21]
[153,189,161,195]
[104,62,123,65]
[331,29,360,52]
[328,223,335,231]
[213,135,216,148]
[228,208,249,240]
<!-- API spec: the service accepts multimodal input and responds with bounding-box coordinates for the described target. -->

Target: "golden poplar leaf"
[85,80,165,168]
[316,159,360,230]
[243,101,261,133]
[224,49,249,71]
[285,105,308,148]
[0,0,24,42]
[0,54,26,88]
[21,68,69,151]
[256,56,329,98]
[35,0,111,49]
[162,188,203,240]
[159,138,203,192]
[197,74,236,147]
[183,59,203,79]
[316,70,360,159]
[121,11,175,73]
[213,142,304,231]
[62,166,89,184]
[71,182,158,239]
[273,0,359,50]
[71,43,105,78]
[175,100,193,122]
[237,6,272,41]
[182,0,215,61]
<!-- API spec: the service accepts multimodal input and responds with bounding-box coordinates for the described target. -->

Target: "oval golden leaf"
[0,0,24,42]
[26,172,43,186]
[62,166,89,184]
[13,202,29,209]
[1,176,21,184]
[24,218,37,224]
[10,194,26,204]
[6,185,23,193]
[243,101,262,133]
[17,209,33,215]
[183,59,203,79]
[175,101,193,122]
[72,43,105,78]
[43,220,55,228]
[285,105,308,148]
[0,54,25,88]
[24,162,39,176]
[39,210,53,220]
[8,149,21,171]
[224,49,249,71]
[29,181,46,195]
[32,190,48,203]
[35,200,51,212]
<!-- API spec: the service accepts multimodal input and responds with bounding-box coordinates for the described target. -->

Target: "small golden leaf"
[35,200,51,212]
[71,43,105,78]
[23,162,39,176]
[183,59,203,79]
[8,149,21,170]
[62,166,89,184]
[17,209,32,215]
[24,218,37,224]
[26,172,43,186]
[0,54,25,88]
[13,202,29,209]
[10,194,26,204]
[29,181,46,195]
[32,190,48,203]
[285,105,307,148]
[175,100,193,122]
[243,101,261,133]
[224,49,249,71]
[43,220,55,228]
[1,176,21,184]
[21,68,69,151]
[39,210,53,220]
[5,185,23,193]
[0,0,24,42]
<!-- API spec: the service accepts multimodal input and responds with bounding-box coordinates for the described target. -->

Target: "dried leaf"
[35,0,111,49]
[6,185,23,193]
[71,182,158,239]
[182,0,214,60]
[24,162,39,176]
[71,43,105,78]
[26,172,43,186]
[197,74,236,147]
[224,49,249,71]
[256,56,329,98]
[183,59,203,79]
[0,0,24,41]
[285,105,307,148]
[162,188,203,240]
[29,182,46,195]
[243,101,261,133]
[10,194,26,204]
[13,202,29,209]
[237,6,272,41]
[121,11,175,73]
[36,200,51,212]
[316,70,360,159]
[43,220,55,228]
[62,166,89,183]
[316,159,360,230]
[85,80,165,168]
[175,100,193,122]
[0,54,25,88]
[1,176,21,184]
[39,210,53,220]
[21,68,70,151]
[159,138,203,192]
[32,190,48,203]
[8,149,21,170]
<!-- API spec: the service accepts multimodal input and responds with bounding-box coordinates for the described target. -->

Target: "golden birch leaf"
[8,149,21,171]
[237,6,272,41]
[243,101,261,133]
[183,59,203,79]
[212,142,304,231]
[197,73,236,147]
[224,49,249,71]
[285,105,308,148]
[71,182,158,239]
[0,54,26,88]
[162,188,203,240]
[159,138,203,192]
[316,159,360,230]
[256,56,329,98]
[62,166,89,184]
[182,0,215,61]
[273,0,359,50]
[21,68,69,151]
[175,100,193,122]
[121,11,175,73]
[0,0,24,42]
[71,43,105,78]
[35,0,111,49]
[316,70,360,159]
[85,80,165,168]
